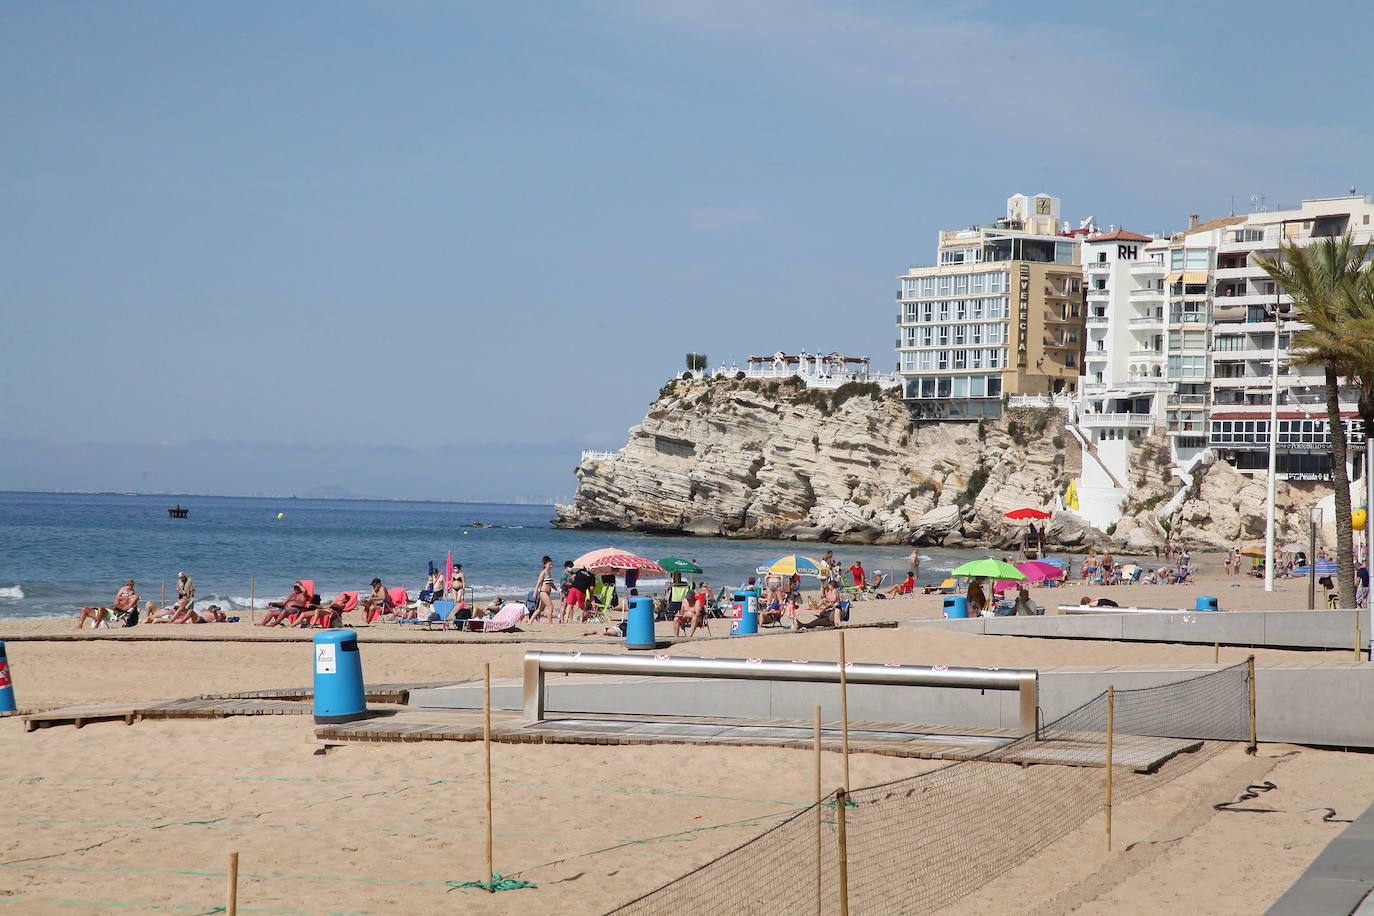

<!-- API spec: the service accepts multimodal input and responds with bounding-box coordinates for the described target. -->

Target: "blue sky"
[3,1,1370,501]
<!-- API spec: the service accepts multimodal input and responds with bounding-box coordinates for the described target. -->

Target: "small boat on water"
[168,505,189,518]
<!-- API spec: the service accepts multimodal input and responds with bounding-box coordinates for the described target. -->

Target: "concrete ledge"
[409,662,1374,748]
[904,608,1372,652]
[1268,800,1374,915]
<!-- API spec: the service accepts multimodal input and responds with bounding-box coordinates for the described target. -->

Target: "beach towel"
[478,603,526,633]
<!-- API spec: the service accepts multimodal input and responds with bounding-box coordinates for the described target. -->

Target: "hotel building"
[895,194,1085,419]
[1206,195,1374,479]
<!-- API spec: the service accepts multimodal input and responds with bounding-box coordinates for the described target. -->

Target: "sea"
[0,491,996,621]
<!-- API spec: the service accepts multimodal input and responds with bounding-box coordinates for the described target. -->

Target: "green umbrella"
[950,557,1027,581]
[657,557,703,575]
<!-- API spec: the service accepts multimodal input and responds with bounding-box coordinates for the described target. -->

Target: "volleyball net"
[610,659,1253,915]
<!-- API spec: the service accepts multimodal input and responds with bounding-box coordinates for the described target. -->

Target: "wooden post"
[814,706,822,916]
[484,662,494,891]
[250,576,255,625]
[838,631,850,792]
[1248,655,1257,754]
[226,851,239,916]
[835,788,850,916]
[1105,685,1114,852]
[1214,641,1219,665]
[161,581,166,607]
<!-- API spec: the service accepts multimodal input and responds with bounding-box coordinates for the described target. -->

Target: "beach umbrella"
[1040,557,1070,569]
[444,550,454,590]
[1239,547,1267,558]
[951,557,1027,582]
[756,554,824,577]
[657,557,703,575]
[1004,508,1052,520]
[573,548,665,575]
[1294,562,1338,576]
[1280,542,1307,554]
[995,560,1063,591]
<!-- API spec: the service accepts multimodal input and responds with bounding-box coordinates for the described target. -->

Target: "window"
[937,377,952,397]
[1185,249,1209,269]
[937,301,950,321]
[954,325,966,345]
[921,277,935,297]
[970,376,986,397]
[937,326,949,346]
[1071,303,1080,317]
[1072,279,1081,292]
[953,350,967,369]
[954,274,969,295]
[1097,252,1107,263]
[987,376,1002,397]
[970,348,984,368]
[1066,330,1078,343]
[988,272,1007,293]
[970,298,984,319]
[970,324,983,345]
[921,302,934,322]
[901,327,918,346]
[952,376,968,397]
[971,273,985,294]
[937,350,949,370]
[1170,249,1184,270]
[919,327,933,346]
[920,378,935,398]
[937,276,951,296]
[918,350,933,371]
[955,299,967,320]
[1065,353,1076,368]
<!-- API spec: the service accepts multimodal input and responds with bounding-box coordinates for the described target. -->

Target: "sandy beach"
[2,556,1369,913]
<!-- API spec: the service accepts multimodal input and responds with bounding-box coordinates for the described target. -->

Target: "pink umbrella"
[996,560,1064,592]
[444,549,454,590]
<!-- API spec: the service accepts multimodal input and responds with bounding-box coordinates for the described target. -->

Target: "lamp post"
[1263,292,1285,592]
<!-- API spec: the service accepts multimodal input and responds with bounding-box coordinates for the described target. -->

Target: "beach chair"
[286,579,318,625]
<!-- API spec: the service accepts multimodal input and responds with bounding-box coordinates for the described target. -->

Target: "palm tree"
[1257,234,1371,608]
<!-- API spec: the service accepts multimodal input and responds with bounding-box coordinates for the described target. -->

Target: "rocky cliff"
[557,377,1093,547]
[558,376,1333,550]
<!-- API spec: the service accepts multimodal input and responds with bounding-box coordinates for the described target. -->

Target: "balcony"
[1129,315,1163,327]
[1130,259,1166,275]
[1168,393,1210,407]
[1085,261,1111,273]
[1086,288,1111,301]
[1085,314,1110,328]
[1129,287,1164,302]
[1168,420,1208,434]
[1213,266,1259,281]
[1130,349,1165,361]
[1080,412,1155,428]
[1215,292,1290,310]
[1085,350,1109,363]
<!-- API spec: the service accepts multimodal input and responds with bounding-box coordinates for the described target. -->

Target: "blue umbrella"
[1293,563,1338,576]
[1041,557,1070,569]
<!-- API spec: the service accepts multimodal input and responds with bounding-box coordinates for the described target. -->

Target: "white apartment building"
[1207,195,1374,480]
[1073,193,1374,531]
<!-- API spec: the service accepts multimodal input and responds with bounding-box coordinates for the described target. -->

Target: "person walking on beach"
[907,548,920,577]
[359,578,388,624]
[847,560,865,589]
[1100,551,1115,585]
[532,556,555,622]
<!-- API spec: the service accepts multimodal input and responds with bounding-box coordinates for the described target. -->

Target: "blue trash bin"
[0,641,15,713]
[1196,596,1219,611]
[943,595,969,619]
[625,596,656,650]
[313,630,367,724]
[731,592,759,635]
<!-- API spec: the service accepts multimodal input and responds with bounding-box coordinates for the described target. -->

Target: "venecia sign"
[1017,265,1030,367]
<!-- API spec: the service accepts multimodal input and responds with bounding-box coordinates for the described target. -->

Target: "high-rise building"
[1206,195,1374,479]
[896,194,1085,419]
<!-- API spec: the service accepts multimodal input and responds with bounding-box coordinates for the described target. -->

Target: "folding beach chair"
[287,579,318,626]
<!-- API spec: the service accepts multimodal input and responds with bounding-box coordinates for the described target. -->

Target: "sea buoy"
[277,512,285,519]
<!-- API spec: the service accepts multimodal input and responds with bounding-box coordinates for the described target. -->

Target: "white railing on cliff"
[581,449,619,463]
[686,365,902,390]
[1007,393,1077,419]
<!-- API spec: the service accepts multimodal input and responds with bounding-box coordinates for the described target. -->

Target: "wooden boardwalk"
[314,709,1201,771]
[23,697,318,731]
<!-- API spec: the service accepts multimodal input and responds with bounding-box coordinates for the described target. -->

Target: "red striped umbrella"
[1004,508,1052,520]
[572,548,665,574]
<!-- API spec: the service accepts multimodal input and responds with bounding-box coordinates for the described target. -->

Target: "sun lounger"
[922,578,957,595]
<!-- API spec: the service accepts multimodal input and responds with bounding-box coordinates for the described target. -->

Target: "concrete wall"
[408,662,1374,749]
[905,607,1372,651]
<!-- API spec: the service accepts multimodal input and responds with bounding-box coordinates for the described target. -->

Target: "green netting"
[610,660,1252,915]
